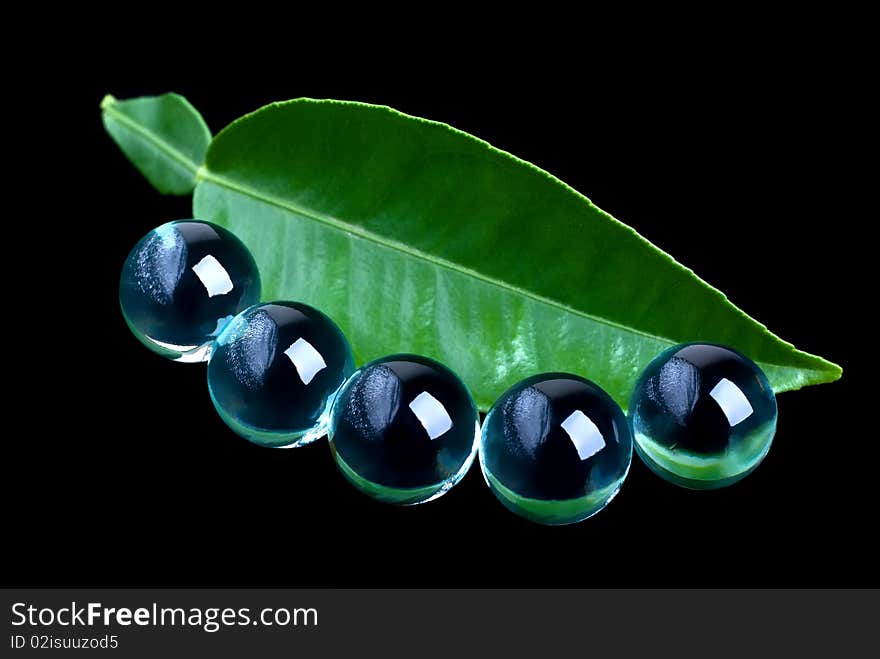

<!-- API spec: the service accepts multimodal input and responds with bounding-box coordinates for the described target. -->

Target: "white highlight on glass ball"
[560,409,606,461]
[708,377,754,427]
[408,391,454,440]
[192,254,235,297]
[284,337,328,385]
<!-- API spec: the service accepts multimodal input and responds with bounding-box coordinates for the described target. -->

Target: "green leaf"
[101,93,210,195]
[103,95,842,410]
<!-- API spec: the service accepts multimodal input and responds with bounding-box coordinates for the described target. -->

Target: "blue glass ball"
[328,355,479,505]
[120,220,261,362]
[208,302,355,448]
[629,342,777,489]
[479,374,632,525]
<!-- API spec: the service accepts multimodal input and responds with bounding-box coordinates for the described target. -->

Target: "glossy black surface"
[629,342,778,488]
[481,373,631,500]
[330,354,478,489]
[630,343,777,454]
[119,220,261,354]
[208,302,354,445]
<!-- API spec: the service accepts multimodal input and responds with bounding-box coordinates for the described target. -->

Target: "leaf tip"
[825,360,843,382]
[807,351,843,384]
[100,94,116,111]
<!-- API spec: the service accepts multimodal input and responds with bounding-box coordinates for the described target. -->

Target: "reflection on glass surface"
[191,254,234,297]
[120,220,261,362]
[328,354,479,505]
[408,391,453,440]
[629,342,777,490]
[209,315,234,337]
[208,301,354,448]
[284,337,327,385]
[479,373,632,525]
[708,377,754,427]
[151,338,198,352]
[560,410,606,460]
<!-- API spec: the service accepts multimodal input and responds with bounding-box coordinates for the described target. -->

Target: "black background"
[9,31,873,587]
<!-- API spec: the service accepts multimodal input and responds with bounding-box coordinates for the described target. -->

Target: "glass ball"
[480,373,632,525]
[119,220,261,362]
[629,342,777,489]
[208,302,355,448]
[328,355,479,505]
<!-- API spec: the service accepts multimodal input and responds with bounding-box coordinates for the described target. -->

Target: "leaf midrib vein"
[199,169,678,346]
[104,104,200,175]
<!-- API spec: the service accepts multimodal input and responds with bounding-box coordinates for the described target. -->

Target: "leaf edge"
[200,97,843,392]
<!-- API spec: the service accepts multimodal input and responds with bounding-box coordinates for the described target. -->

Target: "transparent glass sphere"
[629,342,777,489]
[329,354,479,505]
[480,373,632,525]
[208,302,354,448]
[119,220,261,362]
